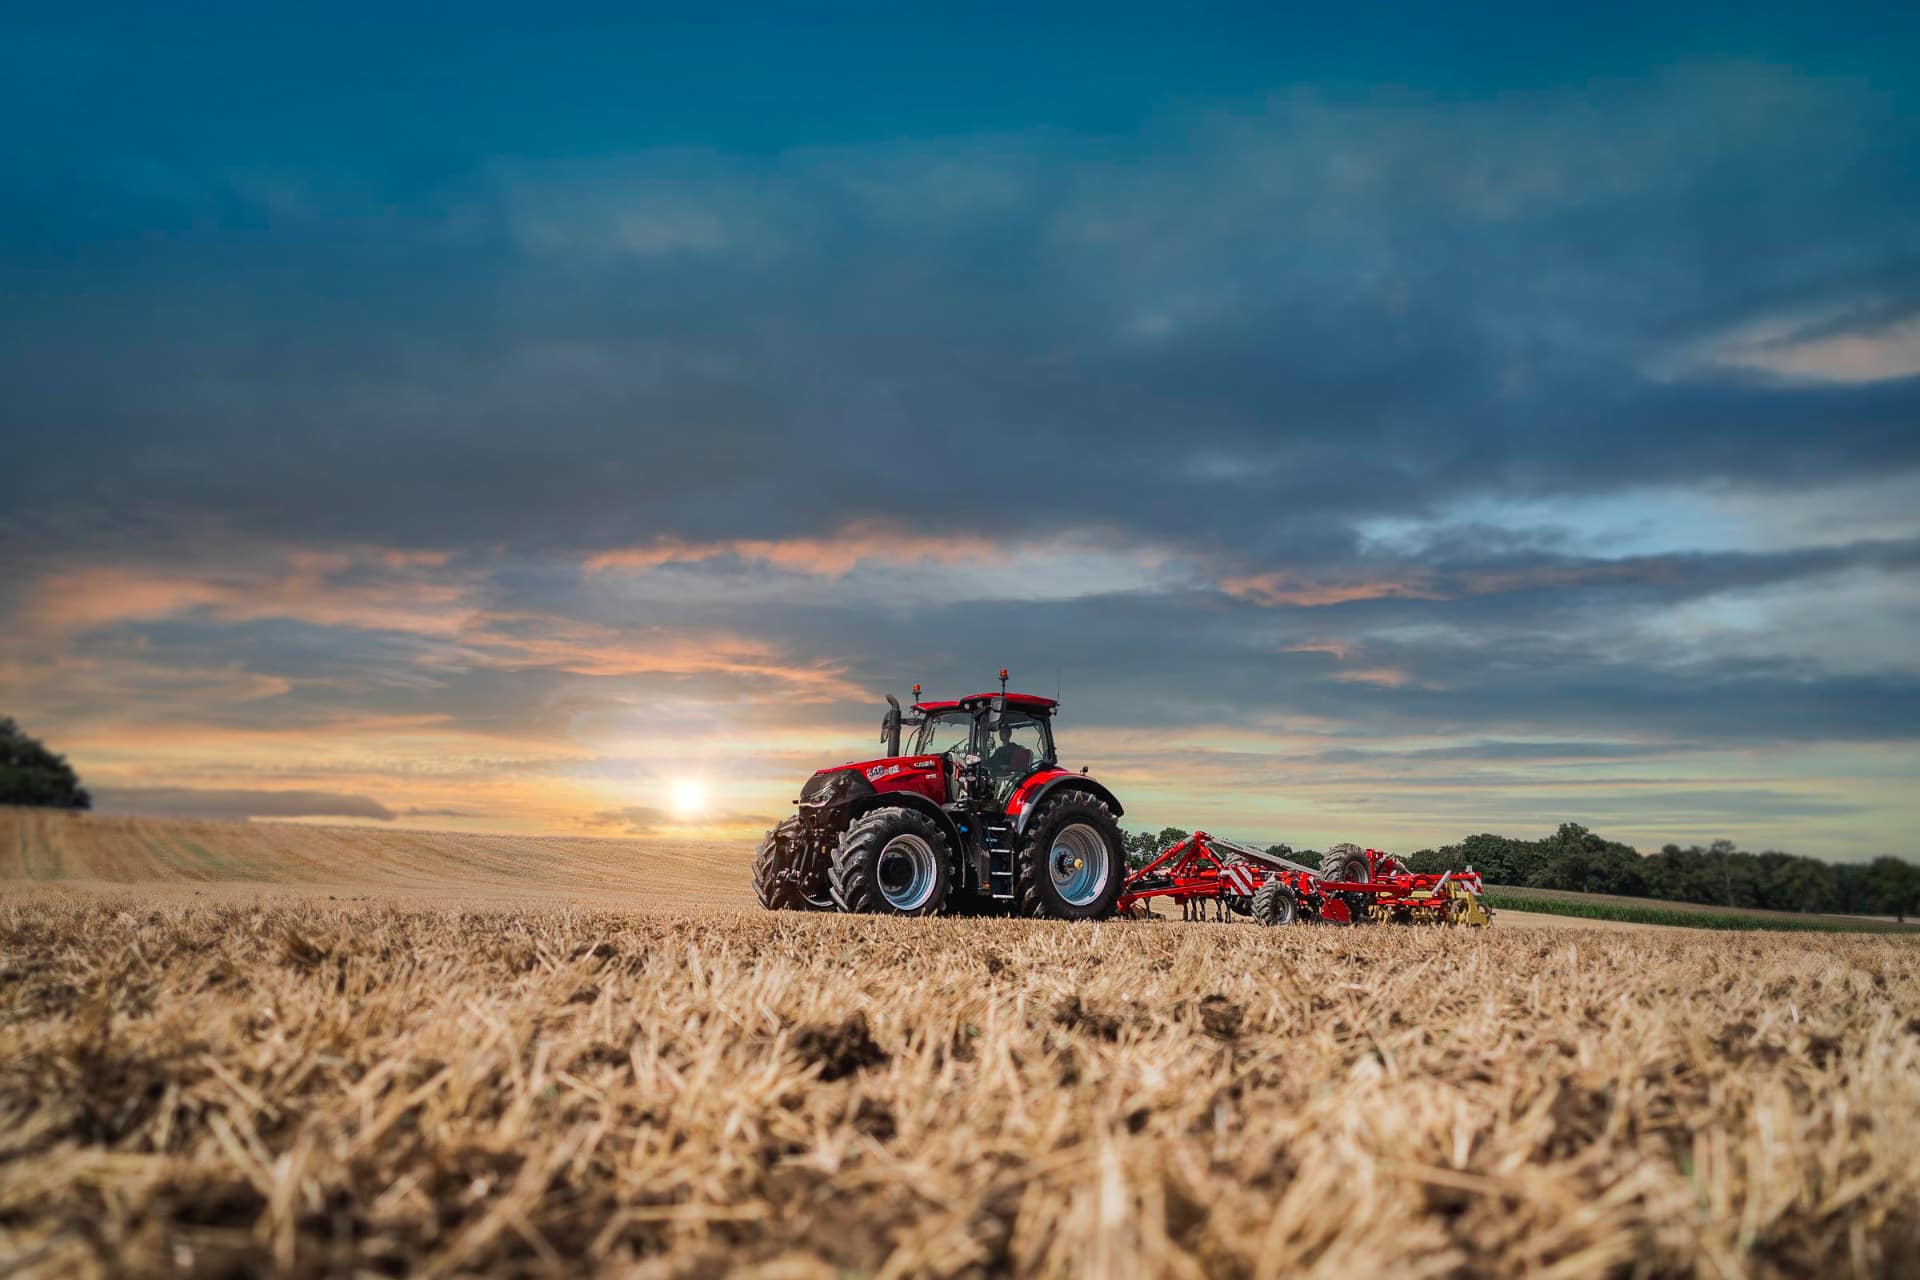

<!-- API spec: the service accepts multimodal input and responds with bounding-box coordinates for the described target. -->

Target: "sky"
[3,5,1918,859]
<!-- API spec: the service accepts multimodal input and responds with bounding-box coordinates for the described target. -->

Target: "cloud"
[583,524,1181,607]
[585,521,1023,576]
[1217,540,1920,610]
[9,64,1920,567]
[25,552,474,637]
[1672,305,1920,386]
[453,613,867,701]
[1308,740,1677,764]
[1328,667,1414,688]
[91,787,396,822]
[1219,572,1444,607]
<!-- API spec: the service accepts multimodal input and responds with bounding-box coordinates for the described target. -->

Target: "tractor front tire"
[1017,791,1126,921]
[754,819,832,911]
[829,807,952,916]
[1320,842,1369,883]
[1250,881,1298,926]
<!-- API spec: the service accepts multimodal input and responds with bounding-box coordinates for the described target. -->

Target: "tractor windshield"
[913,710,973,757]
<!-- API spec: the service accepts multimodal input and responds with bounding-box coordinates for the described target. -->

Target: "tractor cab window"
[913,711,973,757]
[983,711,1053,779]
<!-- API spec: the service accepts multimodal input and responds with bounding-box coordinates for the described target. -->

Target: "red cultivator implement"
[1118,832,1492,927]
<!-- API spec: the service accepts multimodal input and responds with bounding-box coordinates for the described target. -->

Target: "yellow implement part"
[1447,881,1492,927]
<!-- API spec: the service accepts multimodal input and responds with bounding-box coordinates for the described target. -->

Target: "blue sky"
[2,5,1917,857]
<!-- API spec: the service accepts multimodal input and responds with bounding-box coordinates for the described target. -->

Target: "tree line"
[1126,821,1920,921]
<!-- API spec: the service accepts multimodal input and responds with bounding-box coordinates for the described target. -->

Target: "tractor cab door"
[912,710,976,804]
[981,710,1054,804]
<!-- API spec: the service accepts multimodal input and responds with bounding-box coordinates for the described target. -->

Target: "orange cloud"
[586,520,1038,577]
[376,549,455,570]
[1218,570,1445,607]
[455,612,865,701]
[1224,557,1706,608]
[28,555,474,636]
[1329,666,1413,688]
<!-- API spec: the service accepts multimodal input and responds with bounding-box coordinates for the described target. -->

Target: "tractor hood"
[798,765,875,804]
[799,755,946,805]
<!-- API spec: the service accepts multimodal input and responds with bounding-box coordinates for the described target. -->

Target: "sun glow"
[670,778,706,819]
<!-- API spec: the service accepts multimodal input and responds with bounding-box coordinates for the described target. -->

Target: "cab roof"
[912,693,1058,715]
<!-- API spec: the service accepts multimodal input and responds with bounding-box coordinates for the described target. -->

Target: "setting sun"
[670,779,706,819]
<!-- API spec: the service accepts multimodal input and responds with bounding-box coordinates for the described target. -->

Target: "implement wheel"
[1319,842,1369,883]
[1250,881,1298,927]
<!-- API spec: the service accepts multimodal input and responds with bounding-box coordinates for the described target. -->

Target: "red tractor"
[754,671,1128,920]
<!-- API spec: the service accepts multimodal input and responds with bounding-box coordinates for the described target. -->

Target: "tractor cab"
[958,693,1057,801]
[908,691,1057,803]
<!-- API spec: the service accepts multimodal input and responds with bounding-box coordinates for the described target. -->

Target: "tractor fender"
[846,792,969,873]
[1008,773,1125,836]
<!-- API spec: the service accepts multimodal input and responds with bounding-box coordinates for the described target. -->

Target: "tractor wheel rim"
[1049,823,1111,907]
[876,833,938,911]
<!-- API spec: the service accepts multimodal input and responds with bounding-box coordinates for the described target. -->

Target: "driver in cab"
[985,722,1034,777]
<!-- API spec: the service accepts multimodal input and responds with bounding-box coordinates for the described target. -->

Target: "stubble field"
[2,810,1918,1277]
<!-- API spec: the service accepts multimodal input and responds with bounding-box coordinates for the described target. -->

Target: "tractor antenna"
[999,667,1009,695]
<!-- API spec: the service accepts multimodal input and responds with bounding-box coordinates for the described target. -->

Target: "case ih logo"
[866,764,903,781]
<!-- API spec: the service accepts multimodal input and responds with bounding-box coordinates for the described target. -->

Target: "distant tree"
[0,718,91,810]
[1126,827,1190,870]
[1403,847,1449,874]
[1862,857,1920,923]
[1645,844,1709,904]
[1752,851,1836,913]
[1452,833,1532,884]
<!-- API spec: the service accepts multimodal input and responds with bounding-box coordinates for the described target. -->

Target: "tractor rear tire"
[1320,842,1369,883]
[754,819,832,911]
[1017,790,1126,921]
[1250,880,1298,926]
[829,807,952,916]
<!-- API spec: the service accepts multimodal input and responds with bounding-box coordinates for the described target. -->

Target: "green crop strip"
[1483,891,1912,934]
